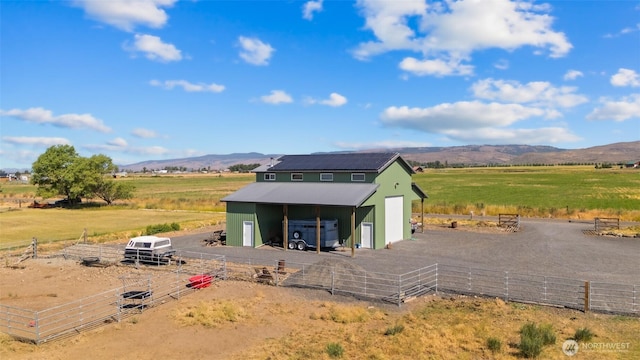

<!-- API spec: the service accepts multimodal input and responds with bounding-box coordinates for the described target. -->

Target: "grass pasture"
[1,166,638,245]
[412,166,640,221]
[0,208,225,247]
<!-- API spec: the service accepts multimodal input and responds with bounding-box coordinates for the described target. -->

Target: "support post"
[584,281,590,312]
[316,206,321,254]
[283,205,288,251]
[351,206,356,258]
[421,199,425,233]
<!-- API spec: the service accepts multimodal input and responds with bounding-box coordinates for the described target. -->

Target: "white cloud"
[354,0,571,77]
[1,136,71,147]
[563,70,583,81]
[238,36,274,66]
[399,57,473,76]
[128,34,182,62]
[130,146,169,156]
[471,78,588,108]
[0,107,111,133]
[108,137,128,147]
[494,59,509,70]
[443,127,581,144]
[73,0,176,32]
[303,0,323,20]
[381,101,545,132]
[322,93,348,107]
[84,142,169,156]
[306,93,348,107]
[604,23,640,38]
[132,128,158,138]
[260,90,293,104]
[380,101,580,144]
[611,68,640,87]
[150,79,225,93]
[334,140,431,150]
[587,94,640,121]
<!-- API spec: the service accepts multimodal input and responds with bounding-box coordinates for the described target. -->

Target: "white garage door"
[384,196,403,245]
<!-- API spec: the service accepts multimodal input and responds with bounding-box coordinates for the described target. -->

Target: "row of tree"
[31,145,134,205]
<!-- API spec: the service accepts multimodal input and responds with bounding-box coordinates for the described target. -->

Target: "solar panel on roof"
[270,153,398,171]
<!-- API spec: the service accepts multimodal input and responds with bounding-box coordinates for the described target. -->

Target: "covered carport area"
[222,182,380,257]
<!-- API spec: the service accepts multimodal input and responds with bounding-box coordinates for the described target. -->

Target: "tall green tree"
[31,145,135,205]
[31,145,80,201]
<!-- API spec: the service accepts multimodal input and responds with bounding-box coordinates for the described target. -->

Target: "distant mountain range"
[120,141,639,171]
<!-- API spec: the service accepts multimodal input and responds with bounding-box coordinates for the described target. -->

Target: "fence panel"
[437,264,505,298]
[2,250,639,346]
[0,305,37,342]
[590,283,638,315]
[61,244,123,264]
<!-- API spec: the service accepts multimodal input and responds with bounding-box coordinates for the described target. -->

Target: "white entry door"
[361,222,373,248]
[384,196,403,245]
[242,221,254,247]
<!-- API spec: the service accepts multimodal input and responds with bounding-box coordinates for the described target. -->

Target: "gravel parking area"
[171,217,640,285]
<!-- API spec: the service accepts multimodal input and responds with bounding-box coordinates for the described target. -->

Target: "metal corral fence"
[589,282,639,315]
[436,264,586,310]
[1,251,638,344]
[0,253,225,344]
[219,256,638,315]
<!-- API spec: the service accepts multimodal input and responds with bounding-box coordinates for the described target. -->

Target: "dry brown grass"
[233,295,640,360]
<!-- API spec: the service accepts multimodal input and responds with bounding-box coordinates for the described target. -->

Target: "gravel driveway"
[171,217,639,285]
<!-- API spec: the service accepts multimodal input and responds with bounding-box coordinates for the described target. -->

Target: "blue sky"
[1,0,639,170]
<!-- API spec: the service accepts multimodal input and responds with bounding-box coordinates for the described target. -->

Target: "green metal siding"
[255,204,283,246]
[225,202,256,247]
[256,171,376,183]
[366,160,416,249]
[234,157,419,250]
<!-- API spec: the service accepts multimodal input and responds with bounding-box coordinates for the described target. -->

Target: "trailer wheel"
[287,241,296,250]
[292,231,302,240]
[296,241,306,251]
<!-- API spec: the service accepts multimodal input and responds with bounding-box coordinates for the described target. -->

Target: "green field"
[412,166,640,219]
[1,167,638,245]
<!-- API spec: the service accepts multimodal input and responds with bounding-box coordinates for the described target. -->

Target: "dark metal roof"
[221,182,379,207]
[266,153,401,172]
[412,182,429,199]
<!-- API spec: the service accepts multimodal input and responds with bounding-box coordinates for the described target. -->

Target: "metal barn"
[221,152,427,255]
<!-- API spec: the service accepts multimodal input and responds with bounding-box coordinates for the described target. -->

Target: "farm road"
[172,217,640,285]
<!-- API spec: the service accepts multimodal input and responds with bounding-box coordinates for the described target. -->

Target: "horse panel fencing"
[0,254,225,344]
[1,253,638,345]
[590,282,638,315]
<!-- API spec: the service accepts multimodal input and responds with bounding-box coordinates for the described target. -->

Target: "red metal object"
[188,275,213,289]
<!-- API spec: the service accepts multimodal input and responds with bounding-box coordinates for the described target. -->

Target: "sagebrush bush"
[486,337,501,353]
[573,327,594,342]
[146,222,180,235]
[384,324,404,336]
[326,342,344,358]
[519,322,556,358]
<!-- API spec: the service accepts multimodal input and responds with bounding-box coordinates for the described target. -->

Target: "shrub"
[519,322,556,358]
[573,327,594,342]
[146,222,180,235]
[486,337,501,353]
[326,342,344,358]
[384,324,404,336]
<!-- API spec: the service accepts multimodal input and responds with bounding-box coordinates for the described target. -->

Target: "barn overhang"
[221,182,379,207]
[412,182,428,199]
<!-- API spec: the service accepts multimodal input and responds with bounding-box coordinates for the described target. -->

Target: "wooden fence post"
[32,237,38,259]
[584,281,590,312]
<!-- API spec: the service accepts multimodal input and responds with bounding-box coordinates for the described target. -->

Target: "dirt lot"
[0,256,376,360]
[2,220,639,360]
